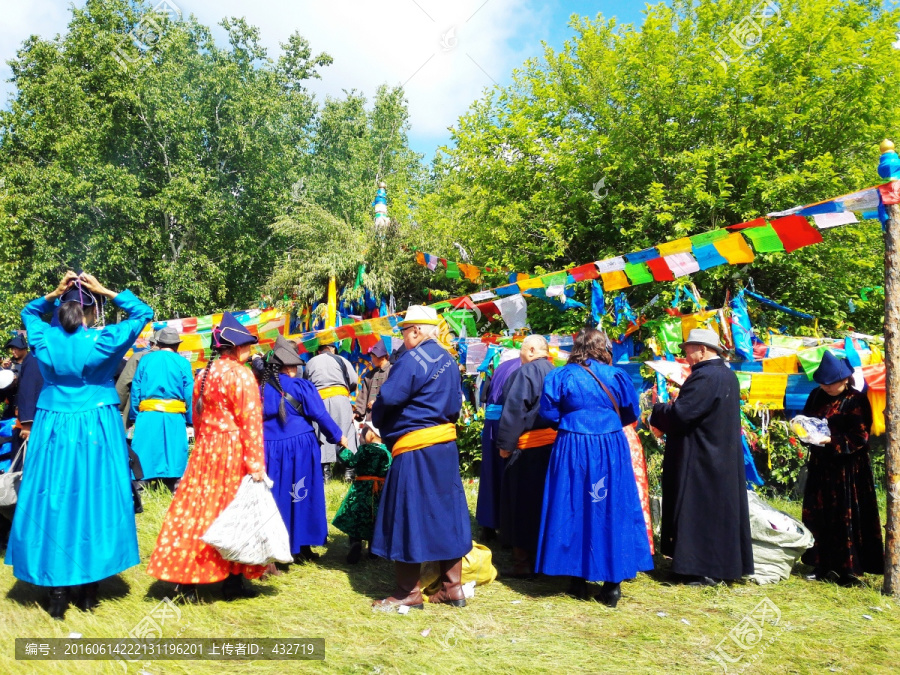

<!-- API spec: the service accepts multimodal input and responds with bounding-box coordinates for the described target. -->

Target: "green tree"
[0,0,331,328]
[433,0,900,333]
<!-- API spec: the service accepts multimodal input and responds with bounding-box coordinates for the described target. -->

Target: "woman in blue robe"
[6,272,153,619]
[535,327,654,608]
[259,337,346,562]
[129,327,194,488]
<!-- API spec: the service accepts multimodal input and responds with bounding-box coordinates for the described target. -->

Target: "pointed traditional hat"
[212,312,258,348]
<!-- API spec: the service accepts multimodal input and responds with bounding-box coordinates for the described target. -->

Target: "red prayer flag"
[567,262,601,281]
[476,301,500,317]
[357,334,380,354]
[770,215,823,252]
[180,317,198,333]
[878,181,900,206]
[646,257,675,281]
[727,217,766,231]
[334,325,356,340]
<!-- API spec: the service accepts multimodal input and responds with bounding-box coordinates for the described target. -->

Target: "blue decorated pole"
[878,138,900,596]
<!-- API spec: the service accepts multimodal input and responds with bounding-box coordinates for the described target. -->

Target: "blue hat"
[370,341,388,358]
[59,280,96,307]
[4,335,27,350]
[212,312,258,348]
[813,351,854,385]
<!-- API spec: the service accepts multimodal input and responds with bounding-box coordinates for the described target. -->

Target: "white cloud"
[0,0,548,154]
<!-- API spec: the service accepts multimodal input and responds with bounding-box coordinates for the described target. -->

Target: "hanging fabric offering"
[373,181,389,228]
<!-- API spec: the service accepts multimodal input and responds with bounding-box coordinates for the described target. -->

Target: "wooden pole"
[880,139,900,596]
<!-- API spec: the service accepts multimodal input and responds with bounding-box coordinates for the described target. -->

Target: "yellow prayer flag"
[747,373,788,409]
[869,345,884,364]
[762,355,799,374]
[179,333,204,352]
[212,313,223,327]
[258,309,278,324]
[600,270,631,291]
[681,311,719,340]
[517,277,544,290]
[367,317,395,335]
[868,389,886,436]
[326,276,337,330]
[656,238,693,257]
[713,233,755,264]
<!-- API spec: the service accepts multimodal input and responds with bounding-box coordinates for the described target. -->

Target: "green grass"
[1,481,898,674]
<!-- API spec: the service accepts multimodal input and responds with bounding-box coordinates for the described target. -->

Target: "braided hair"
[259,355,290,425]
[194,350,222,418]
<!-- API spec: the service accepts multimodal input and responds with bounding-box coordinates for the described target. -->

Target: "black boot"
[322,463,332,482]
[347,538,363,564]
[566,576,590,600]
[221,573,258,601]
[47,587,69,620]
[597,582,621,608]
[174,583,199,604]
[344,467,356,482]
[75,582,99,612]
[296,545,320,562]
[479,526,496,542]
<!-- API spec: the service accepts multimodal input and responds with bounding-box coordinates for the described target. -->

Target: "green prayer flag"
[303,338,319,353]
[735,371,752,391]
[542,272,568,287]
[429,301,453,310]
[742,224,785,253]
[689,229,729,247]
[443,310,478,337]
[624,262,654,285]
[445,261,460,279]
[196,315,213,332]
[658,318,683,354]
[796,345,829,380]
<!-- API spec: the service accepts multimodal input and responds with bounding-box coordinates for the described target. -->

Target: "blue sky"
[0,0,653,158]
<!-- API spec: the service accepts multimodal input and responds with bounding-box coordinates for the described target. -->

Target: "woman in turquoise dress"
[5,272,153,619]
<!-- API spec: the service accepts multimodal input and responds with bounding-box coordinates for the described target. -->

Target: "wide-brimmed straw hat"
[398,305,441,327]
[679,328,725,355]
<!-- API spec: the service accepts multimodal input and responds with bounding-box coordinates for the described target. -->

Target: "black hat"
[212,312,258,348]
[813,351,854,385]
[4,335,27,350]
[268,336,303,367]
[59,281,96,307]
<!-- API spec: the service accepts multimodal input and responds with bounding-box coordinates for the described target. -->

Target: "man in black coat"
[649,328,753,585]
[496,335,556,578]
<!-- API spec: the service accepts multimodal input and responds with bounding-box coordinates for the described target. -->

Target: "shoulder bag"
[578,364,621,418]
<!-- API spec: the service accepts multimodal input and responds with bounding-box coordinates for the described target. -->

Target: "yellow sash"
[138,399,187,413]
[318,385,350,400]
[391,423,457,458]
[517,428,558,450]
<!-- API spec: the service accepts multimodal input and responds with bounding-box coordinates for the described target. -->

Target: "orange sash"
[356,475,386,495]
[516,428,558,449]
[391,423,457,458]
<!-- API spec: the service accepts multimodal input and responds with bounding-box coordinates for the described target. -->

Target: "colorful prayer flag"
[600,270,630,291]
[741,223,785,253]
[770,215,823,252]
[713,233,755,264]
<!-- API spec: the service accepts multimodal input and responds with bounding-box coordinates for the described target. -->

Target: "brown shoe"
[428,558,466,607]
[373,562,424,611]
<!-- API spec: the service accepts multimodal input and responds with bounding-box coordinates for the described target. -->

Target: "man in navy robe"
[371,306,471,611]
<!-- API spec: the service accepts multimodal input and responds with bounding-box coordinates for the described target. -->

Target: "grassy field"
[0,483,897,674]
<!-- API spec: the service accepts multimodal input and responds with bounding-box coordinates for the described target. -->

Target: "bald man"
[496,335,557,578]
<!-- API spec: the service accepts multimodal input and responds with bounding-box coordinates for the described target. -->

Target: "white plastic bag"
[789,415,830,446]
[201,475,293,565]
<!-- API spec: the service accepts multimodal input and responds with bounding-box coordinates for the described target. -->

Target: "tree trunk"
[883,200,900,597]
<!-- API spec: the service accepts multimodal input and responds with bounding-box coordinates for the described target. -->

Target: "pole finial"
[881,139,895,154]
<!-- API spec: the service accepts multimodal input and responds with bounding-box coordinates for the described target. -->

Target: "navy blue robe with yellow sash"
[371,338,471,563]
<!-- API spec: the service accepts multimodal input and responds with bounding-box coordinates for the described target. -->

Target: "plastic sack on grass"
[747,490,814,584]
[201,475,293,565]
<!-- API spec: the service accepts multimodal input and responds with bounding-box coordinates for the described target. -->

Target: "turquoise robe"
[5,290,153,587]
[130,350,194,479]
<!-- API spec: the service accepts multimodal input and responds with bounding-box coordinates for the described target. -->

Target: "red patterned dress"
[623,423,654,554]
[147,354,266,583]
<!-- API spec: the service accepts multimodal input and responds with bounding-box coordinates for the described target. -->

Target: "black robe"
[800,387,883,576]
[650,358,753,580]
[496,359,555,552]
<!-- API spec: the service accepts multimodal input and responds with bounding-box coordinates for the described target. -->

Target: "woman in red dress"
[147,312,266,601]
